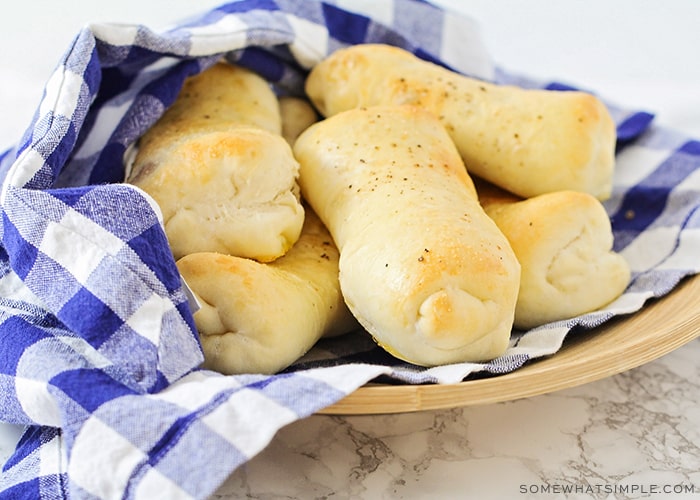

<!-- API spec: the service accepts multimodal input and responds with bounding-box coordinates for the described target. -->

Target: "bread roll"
[177,208,359,375]
[476,180,630,329]
[127,62,304,261]
[279,96,319,146]
[305,44,617,200]
[293,105,520,366]
[142,61,282,139]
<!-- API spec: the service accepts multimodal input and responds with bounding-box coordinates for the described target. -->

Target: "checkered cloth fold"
[1,1,698,498]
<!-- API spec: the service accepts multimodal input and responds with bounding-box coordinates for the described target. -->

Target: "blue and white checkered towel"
[1,1,698,498]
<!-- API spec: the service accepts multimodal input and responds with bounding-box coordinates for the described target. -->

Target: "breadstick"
[142,61,283,139]
[305,44,617,200]
[177,208,358,375]
[476,180,630,329]
[293,105,520,366]
[279,96,319,146]
[127,62,304,261]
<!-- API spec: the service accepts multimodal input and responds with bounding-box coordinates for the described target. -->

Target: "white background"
[0,0,699,148]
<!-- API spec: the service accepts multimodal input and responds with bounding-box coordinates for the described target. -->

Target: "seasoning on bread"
[305,44,617,200]
[294,105,521,366]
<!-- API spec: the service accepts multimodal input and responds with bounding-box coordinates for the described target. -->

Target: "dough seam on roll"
[177,208,358,375]
[127,61,305,262]
[476,179,630,329]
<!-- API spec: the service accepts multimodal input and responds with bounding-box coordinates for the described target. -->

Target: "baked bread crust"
[128,62,304,261]
[177,208,358,375]
[305,44,617,200]
[477,180,630,329]
[279,96,319,146]
[293,105,520,366]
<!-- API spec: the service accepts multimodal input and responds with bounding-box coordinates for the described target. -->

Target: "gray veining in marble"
[208,339,700,499]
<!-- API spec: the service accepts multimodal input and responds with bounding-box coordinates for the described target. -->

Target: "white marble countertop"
[1,1,699,498]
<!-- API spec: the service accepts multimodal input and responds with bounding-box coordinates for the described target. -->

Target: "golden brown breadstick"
[476,180,630,329]
[127,62,304,261]
[294,105,520,366]
[143,61,282,138]
[279,96,319,146]
[177,208,358,375]
[305,44,617,200]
